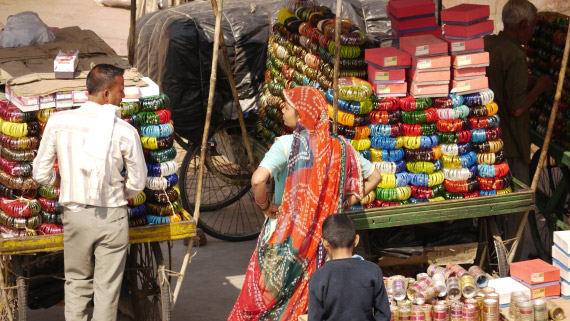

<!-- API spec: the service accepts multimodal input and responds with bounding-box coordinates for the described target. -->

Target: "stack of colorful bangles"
[399,96,446,204]
[435,94,478,199]
[257,3,368,147]
[464,90,512,195]
[325,79,373,165]
[0,100,43,236]
[138,94,187,225]
[367,95,409,206]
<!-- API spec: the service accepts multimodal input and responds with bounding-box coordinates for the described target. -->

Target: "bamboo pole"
[508,27,570,264]
[0,257,14,321]
[209,0,255,168]
[128,0,136,65]
[171,0,223,307]
[331,0,342,135]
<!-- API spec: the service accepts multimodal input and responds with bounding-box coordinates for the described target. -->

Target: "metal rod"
[209,0,255,169]
[128,0,136,65]
[332,0,342,135]
[508,26,570,264]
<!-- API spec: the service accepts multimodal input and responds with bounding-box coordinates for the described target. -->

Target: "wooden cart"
[0,220,196,321]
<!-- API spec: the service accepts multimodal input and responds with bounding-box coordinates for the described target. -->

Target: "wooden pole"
[332,0,342,135]
[192,0,222,224]
[508,27,570,264]
[171,0,223,308]
[209,0,255,168]
[128,0,136,65]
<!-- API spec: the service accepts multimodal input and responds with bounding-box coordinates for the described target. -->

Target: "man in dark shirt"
[484,0,552,242]
[308,214,390,321]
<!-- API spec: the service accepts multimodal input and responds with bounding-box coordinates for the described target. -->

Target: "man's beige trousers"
[62,206,129,321]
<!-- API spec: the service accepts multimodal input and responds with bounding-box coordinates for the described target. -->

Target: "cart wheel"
[125,242,170,321]
[180,122,267,242]
[0,255,17,321]
[528,150,570,261]
[479,217,509,277]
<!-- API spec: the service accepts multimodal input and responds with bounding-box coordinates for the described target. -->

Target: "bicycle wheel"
[126,242,166,321]
[179,123,267,241]
[528,150,570,261]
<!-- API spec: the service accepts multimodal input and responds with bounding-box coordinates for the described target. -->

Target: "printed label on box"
[457,81,471,92]
[375,85,391,94]
[384,56,397,67]
[415,45,429,56]
[452,42,465,52]
[418,59,432,69]
[531,272,545,283]
[375,72,390,81]
[458,55,472,66]
[381,40,393,48]
[532,288,545,298]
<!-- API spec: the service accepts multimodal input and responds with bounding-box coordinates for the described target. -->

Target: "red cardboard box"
[393,26,442,38]
[412,55,451,70]
[444,20,494,39]
[365,47,411,69]
[453,67,486,79]
[388,0,435,19]
[447,38,485,54]
[408,68,451,82]
[452,51,490,68]
[369,81,408,95]
[451,77,488,93]
[390,15,437,31]
[400,34,449,57]
[510,259,561,285]
[368,65,406,82]
[409,81,449,97]
[441,4,490,25]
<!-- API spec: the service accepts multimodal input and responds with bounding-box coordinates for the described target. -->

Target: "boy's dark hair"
[86,64,125,95]
[322,213,356,248]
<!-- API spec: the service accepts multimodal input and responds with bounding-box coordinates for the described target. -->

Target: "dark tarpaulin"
[133,0,388,143]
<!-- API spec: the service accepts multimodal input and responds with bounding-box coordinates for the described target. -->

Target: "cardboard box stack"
[510,259,561,300]
[553,231,570,297]
[388,0,441,38]
[441,4,492,95]
[365,47,411,97]
[399,34,450,97]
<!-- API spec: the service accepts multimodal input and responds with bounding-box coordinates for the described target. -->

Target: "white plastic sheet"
[0,12,55,48]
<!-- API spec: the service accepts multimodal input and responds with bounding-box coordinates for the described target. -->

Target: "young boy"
[308,213,391,321]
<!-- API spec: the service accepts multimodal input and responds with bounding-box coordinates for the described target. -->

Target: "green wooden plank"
[349,191,534,220]
[352,200,534,230]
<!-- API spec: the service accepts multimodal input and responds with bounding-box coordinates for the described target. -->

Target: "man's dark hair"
[86,64,125,95]
[322,213,356,249]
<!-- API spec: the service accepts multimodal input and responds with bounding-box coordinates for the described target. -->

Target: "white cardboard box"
[487,277,531,305]
[554,231,570,253]
[553,245,570,267]
[562,278,570,297]
[39,94,56,109]
[54,50,79,79]
[553,258,570,281]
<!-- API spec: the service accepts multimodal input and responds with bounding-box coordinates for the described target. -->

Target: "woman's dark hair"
[86,64,125,95]
[322,213,356,249]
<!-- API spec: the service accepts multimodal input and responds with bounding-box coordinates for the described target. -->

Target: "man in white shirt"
[33,64,147,321]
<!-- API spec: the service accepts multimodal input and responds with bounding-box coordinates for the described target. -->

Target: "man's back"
[34,102,146,209]
[308,258,390,321]
[484,31,530,161]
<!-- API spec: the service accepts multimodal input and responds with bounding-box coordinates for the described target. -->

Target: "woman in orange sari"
[228,86,381,320]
